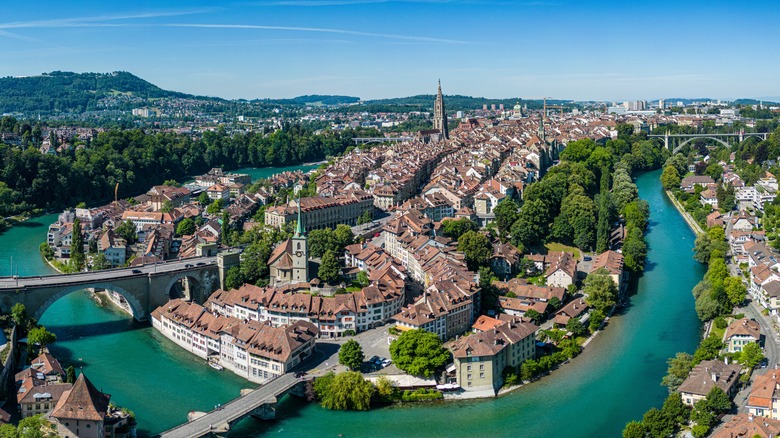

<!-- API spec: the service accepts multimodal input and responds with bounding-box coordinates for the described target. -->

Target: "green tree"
[356,209,373,225]
[176,218,196,236]
[313,372,336,401]
[560,138,596,163]
[91,253,109,270]
[739,342,765,368]
[716,184,736,212]
[642,407,674,438]
[163,179,181,187]
[308,228,337,258]
[374,376,397,401]
[723,276,746,307]
[11,303,27,327]
[197,192,210,205]
[494,199,520,238]
[333,224,355,251]
[160,201,174,213]
[66,365,76,384]
[588,309,605,332]
[622,421,646,438]
[441,218,478,240]
[70,217,85,271]
[240,241,273,284]
[224,266,245,290]
[622,226,648,271]
[115,220,138,245]
[661,352,693,392]
[27,326,56,354]
[695,294,721,322]
[456,231,493,271]
[612,167,638,213]
[705,163,723,180]
[693,335,724,364]
[704,386,732,413]
[207,199,224,215]
[356,270,370,288]
[662,392,690,425]
[566,318,587,337]
[511,199,549,249]
[320,371,375,411]
[660,165,681,190]
[318,250,342,284]
[389,329,450,377]
[220,210,231,245]
[524,309,543,325]
[584,268,618,313]
[338,339,365,371]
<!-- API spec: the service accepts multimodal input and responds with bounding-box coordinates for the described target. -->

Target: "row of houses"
[151,299,319,384]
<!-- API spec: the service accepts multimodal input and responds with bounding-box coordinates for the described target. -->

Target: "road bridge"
[352,137,412,145]
[0,251,240,321]
[648,131,768,153]
[158,373,305,438]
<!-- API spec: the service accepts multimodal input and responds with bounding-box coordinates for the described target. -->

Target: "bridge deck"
[0,255,218,289]
[159,373,301,438]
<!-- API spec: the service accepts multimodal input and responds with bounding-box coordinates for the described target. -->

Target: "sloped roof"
[50,373,110,421]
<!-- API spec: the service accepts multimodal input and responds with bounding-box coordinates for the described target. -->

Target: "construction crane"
[542,97,565,120]
[114,182,119,206]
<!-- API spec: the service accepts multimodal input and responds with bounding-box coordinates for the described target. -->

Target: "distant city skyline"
[1,1,779,101]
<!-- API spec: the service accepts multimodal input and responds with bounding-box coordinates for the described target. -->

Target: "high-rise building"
[659,99,666,109]
[433,80,449,140]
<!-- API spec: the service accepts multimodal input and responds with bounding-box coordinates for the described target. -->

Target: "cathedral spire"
[433,79,449,140]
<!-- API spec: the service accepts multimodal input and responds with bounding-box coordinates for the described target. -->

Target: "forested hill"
[0,71,199,114]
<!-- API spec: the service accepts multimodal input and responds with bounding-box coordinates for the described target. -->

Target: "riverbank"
[664,189,704,235]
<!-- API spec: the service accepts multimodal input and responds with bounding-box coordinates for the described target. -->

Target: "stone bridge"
[0,251,240,322]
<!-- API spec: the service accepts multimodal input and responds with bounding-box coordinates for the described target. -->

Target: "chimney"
[749,413,754,422]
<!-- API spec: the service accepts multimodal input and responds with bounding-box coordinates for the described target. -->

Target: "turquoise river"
[0,168,704,437]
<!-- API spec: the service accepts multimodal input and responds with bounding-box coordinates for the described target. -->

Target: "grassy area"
[545,242,581,259]
[345,286,362,292]
[526,275,546,286]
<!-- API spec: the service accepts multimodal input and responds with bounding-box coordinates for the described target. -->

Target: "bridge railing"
[0,255,218,281]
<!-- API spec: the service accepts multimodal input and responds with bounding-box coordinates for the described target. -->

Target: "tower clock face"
[296,251,303,257]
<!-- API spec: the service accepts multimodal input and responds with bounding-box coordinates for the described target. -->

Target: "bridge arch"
[33,283,146,322]
[164,273,205,302]
[673,136,732,154]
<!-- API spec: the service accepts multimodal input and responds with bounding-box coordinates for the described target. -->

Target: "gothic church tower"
[433,80,449,140]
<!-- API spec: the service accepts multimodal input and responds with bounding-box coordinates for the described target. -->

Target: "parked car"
[131,269,142,274]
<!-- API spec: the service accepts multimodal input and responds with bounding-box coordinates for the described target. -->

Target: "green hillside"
[0,71,197,114]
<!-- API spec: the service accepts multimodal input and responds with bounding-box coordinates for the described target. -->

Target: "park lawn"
[710,321,728,341]
[545,242,581,259]
[345,286,362,292]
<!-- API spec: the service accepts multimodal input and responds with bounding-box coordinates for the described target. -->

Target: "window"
[480,373,484,379]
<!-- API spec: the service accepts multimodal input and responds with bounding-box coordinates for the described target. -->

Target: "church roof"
[50,373,110,422]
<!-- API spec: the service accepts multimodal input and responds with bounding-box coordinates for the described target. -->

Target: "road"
[0,255,220,288]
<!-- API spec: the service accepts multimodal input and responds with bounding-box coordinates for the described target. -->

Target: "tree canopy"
[389,329,450,377]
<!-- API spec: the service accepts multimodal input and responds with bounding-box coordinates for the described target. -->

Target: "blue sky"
[1,0,778,101]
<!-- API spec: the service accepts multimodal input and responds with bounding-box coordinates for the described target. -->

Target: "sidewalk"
[664,190,704,235]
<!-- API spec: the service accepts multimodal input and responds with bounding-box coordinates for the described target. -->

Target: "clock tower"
[291,200,309,283]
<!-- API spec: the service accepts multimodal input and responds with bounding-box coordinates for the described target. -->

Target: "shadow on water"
[45,318,145,341]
